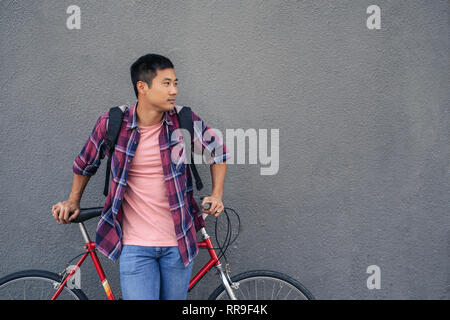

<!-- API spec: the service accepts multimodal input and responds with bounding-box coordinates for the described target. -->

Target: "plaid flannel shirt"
[73,102,230,266]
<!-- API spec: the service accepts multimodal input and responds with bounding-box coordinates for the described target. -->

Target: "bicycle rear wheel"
[0,269,88,300]
[208,270,314,300]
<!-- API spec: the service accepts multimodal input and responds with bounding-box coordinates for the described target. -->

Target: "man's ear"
[136,81,148,95]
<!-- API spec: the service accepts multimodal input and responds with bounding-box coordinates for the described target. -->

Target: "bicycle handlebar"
[73,199,212,224]
[72,207,103,223]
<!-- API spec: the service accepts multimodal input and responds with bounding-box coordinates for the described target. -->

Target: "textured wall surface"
[0,1,448,299]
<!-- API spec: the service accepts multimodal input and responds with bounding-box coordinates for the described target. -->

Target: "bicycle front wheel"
[208,270,314,300]
[0,269,88,300]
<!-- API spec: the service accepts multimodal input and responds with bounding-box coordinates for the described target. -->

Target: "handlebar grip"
[72,207,103,223]
[203,202,211,210]
[200,196,211,210]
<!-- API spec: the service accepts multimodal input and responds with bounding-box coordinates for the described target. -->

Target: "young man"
[51,53,230,300]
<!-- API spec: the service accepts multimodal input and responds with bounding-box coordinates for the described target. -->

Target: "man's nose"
[169,86,178,94]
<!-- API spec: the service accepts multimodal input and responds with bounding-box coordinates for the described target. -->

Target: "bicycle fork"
[215,263,239,300]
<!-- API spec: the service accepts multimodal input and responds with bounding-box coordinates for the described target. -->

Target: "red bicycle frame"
[51,222,222,300]
[188,231,221,292]
[51,241,114,300]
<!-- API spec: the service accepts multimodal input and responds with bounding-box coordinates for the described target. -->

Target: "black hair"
[130,53,174,98]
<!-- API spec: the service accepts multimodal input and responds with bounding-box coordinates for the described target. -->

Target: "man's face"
[137,68,178,111]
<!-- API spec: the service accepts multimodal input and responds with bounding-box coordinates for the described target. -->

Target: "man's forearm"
[68,173,91,203]
[210,163,227,199]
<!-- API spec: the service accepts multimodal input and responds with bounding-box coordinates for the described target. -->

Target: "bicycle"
[0,199,315,300]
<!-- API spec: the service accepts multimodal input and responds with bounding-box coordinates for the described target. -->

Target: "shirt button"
[127,159,130,163]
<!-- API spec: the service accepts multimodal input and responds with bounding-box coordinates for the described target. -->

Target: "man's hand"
[51,199,81,224]
[201,195,224,217]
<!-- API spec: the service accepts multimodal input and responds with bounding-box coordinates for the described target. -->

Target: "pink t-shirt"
[121,120,178,246]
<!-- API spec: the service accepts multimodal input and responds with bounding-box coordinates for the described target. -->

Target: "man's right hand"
[51,199,81,224]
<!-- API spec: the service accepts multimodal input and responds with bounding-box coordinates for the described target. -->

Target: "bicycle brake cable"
[200,205,241,267]
[66,249,95,266]
[216,207,241,264]
[214,207,231,265]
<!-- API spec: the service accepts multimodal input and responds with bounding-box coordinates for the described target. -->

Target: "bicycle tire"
[208,269,315,300]
[0,269,88,300]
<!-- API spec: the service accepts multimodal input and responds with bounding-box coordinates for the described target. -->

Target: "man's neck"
[136,99,164,127]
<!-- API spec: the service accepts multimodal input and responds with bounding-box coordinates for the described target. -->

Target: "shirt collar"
[128,101,174,130]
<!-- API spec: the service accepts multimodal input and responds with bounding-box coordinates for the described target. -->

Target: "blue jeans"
[119,245,193,300]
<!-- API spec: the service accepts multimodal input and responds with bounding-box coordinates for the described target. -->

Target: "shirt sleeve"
[191,110,231,165]
[72,113,108,176]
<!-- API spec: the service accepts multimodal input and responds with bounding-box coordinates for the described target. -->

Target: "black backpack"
[102,105,204,196]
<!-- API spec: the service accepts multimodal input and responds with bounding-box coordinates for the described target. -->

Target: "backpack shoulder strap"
[176,105,193,137]
[176,106,204,191]
[103,105,126,197]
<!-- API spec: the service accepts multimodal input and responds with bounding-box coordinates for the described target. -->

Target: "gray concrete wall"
[0,0,448,299]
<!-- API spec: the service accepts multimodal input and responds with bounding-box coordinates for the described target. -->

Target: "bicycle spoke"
[274,282,283,300]
[6,289,15,300]
[246,282,251,300]
[283,287,293,300]
[45,285,55,300]
[0,274,82,300]
[40,285,45,300]
[23,280,27,300]
[271,281,275,300]
[262,280,265,300]
[211,273,314,300]
[234,283,245,300]
[240,286,247,300]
